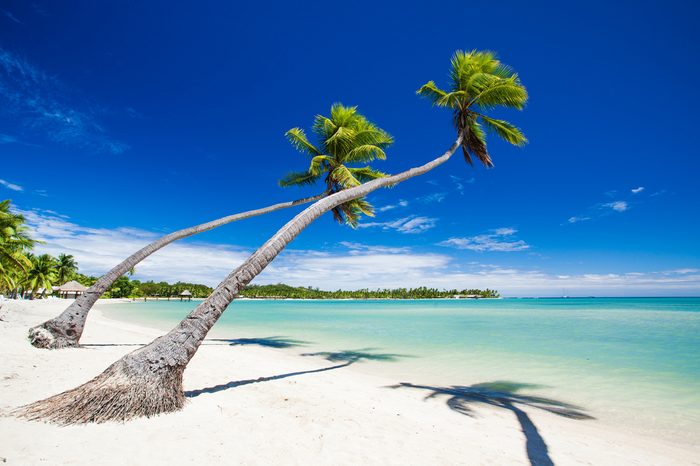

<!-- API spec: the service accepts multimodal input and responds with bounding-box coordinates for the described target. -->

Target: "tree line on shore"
[241,283,499,299]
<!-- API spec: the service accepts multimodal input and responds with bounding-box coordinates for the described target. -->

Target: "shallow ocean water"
[104,297,700,444]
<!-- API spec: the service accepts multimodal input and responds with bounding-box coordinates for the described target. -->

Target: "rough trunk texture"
[17,137,462,424]
[27,193,325,349]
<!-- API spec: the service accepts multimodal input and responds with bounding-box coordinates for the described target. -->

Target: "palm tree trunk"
[27,193,325,349]
[18,136,462,424]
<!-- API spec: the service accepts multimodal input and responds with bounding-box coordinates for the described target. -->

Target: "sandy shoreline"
[0,300,697,465]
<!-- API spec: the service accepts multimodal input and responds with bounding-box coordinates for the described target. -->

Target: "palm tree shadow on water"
[185,349,407,398]
[391,381,594,466]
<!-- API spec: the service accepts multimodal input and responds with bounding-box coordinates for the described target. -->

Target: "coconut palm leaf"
[285,128,322,156]
[479,115,528,146]
[348,166,387,183]
[279,170,322,187]
[416,81,448,106]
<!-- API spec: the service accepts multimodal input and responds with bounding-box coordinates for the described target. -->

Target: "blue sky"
[1,0,699,296]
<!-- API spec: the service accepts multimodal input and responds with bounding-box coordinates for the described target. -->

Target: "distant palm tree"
[0,200,34,292]
[19,51,528,424]
[28,104,391,349]
[24,254,58,299]
[55,253,78,284]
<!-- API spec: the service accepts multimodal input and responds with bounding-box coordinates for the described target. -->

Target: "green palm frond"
[416,81,448,106]
[345,144,387,163]
[338,197,375,228]
[278,170,321,187]
[469,76,528,110]
[351,128,394,148]
[308,155,332,175]
[285,128,322,156]
[348,166,387,183]
[479,115,528,146]
[330,165,361,189]
[329,103,359,127]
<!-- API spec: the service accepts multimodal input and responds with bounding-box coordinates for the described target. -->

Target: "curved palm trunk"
[28,193,325,349]
[18,137,462,424]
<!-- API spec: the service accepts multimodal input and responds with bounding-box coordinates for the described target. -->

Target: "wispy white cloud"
[0,48,128,154]
[449,175,474,195]
[358,215,438,234]
[567,216,590,224]
[337,241,410,255]
[439,227,530,252]
[605,201,628,212]
[567,187,651,224]
[0,133,17,144]
[16,208,700,296]
[1,8,21,24]
[0,178,23,191]
[377,199,409,212]
[417,192,447,204]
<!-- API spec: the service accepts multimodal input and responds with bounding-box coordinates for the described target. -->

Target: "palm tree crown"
[56,253,78,284]
[0,200,34,289]
[280,103,393,226]
[24,253,58,295]
[417,50,528,167]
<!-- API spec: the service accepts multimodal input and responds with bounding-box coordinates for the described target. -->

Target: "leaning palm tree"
[17,50,527,424]
[27,104,391,349]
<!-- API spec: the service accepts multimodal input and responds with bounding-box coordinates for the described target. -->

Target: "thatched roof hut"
[55,280,88,298]
[179,289,192,301]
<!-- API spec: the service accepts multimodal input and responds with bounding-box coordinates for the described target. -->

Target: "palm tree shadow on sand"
[81,336,309,349]
[206,336,309,349]
[391,381,594,466]
[185,349,407,398]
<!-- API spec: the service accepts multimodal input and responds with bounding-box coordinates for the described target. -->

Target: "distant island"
[239,283,500,300]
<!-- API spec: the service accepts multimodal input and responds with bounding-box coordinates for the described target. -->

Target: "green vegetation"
[241,283,499,299]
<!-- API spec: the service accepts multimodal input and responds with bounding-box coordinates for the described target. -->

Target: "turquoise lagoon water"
[103,297,700,444]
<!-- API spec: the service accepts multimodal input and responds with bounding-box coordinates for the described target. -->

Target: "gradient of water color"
[103,297,700,444]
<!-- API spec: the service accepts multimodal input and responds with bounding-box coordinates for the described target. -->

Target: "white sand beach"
[0,299,697,465]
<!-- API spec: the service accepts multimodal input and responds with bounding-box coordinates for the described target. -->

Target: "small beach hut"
[54,280,88,299]
[179,290,192,301]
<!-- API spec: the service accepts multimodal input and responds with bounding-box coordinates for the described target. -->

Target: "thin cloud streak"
[0,178,23,191]
[440,228,530,252]
[0,49,128,154]
[358,215,438,234]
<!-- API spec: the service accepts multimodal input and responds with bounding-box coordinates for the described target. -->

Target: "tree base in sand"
[15,357,186,425]
[27,323,79,349]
